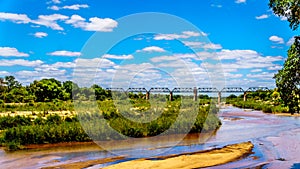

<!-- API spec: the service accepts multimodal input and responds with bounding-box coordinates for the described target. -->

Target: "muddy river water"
[1,106,300,169]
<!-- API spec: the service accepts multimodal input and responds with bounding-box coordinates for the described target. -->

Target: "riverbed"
[1,106,300,169]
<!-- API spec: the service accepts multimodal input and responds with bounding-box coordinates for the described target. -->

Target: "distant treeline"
[0,75,112,103]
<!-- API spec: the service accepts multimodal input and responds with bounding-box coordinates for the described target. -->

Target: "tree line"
[0,76,112,103]
[269,0,300,114]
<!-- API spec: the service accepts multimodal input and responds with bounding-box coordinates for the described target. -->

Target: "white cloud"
[33,32,48,38]
[183,31,203,37]
[48,50,81,57]
[151,55,180,63]
[0,12,69,30]
[62,4,89,10]
[182,41,203,48]
[201,49,284,75]
[217,49,259,60]
[154,31,205,40]
[16,69,67,81]
[251,69,262,72]
[246,72,275,79]
[182,41,222,50]
[51,62,75,68]
[269,35,284,44]
[255,14,269,20]
[0,59,43,67]
[0,71,9,76]
[0,47,29,57]
[75,58,116,68]
[49,4,89,11]
[150,56,180,63]
[268,65,282,71]
[32,14,69,30]
[0,12,117,32]
[203,43,222,50]
[224,73,243,79]
[48,5,60,10]
[287,37,295,46]
[150,53,199,63]
[66,14,118,32]
[235,0,246,4]
[0,12,31,24]
[137,46,166,53]
[51,0,61,4]
[103,54,134,60]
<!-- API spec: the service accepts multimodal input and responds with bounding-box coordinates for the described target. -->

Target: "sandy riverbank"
[101,141,254,169]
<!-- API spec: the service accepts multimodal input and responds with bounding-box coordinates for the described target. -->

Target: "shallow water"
[1,106,300,168]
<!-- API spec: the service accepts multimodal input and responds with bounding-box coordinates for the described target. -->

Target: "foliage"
[269,0,300,30]
[269,0,300,114]
[227,98,289,114]
[0,75,114,103]
[274,38,300,114]
[0,101,74,112]
[0,76,221,150]
[0,98,221,150]
[2,122,91,148]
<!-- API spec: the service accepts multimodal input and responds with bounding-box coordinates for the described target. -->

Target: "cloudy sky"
[0,0,297,90]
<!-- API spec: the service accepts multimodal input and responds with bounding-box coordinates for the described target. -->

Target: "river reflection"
[1,106,300,169]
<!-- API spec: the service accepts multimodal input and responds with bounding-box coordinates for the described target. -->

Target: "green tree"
[29,78,64,102]
[92,84,111,101]
[63,81,79,100]
[270,0,300,114]
[4,75,21,92]
[274,38,300,114]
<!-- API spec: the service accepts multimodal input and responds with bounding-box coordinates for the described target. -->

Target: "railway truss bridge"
[106,87,270,104]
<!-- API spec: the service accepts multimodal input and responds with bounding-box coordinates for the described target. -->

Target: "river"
[1,106,300,169]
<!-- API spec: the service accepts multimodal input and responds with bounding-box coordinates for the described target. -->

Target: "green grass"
[0,100,74,112]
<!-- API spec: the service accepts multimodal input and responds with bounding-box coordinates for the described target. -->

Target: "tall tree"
[274,38,300,114]
[4,75,21,92]
[270,0,300,114]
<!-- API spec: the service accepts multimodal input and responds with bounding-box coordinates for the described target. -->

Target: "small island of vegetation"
[0,75,221,150]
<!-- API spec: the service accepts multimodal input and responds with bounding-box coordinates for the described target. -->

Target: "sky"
[0,0,298,90]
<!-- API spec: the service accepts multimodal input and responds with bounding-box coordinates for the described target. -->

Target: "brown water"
[1,106,300,169]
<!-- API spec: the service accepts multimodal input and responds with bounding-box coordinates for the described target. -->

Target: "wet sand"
[102,141,254,169]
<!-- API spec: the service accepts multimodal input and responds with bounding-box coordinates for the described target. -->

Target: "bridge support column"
[193,87,198,101]
[146,91,150,100]
[169,92,173,101]
[218,92,221,105]
[243,92,247,102]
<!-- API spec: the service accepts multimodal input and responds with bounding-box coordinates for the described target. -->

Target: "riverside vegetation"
[226,89,289,114]
[0,76,221,150]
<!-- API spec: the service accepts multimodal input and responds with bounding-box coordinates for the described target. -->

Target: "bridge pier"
[146,91,150,100]
[193,87,197,101]
[243,92,247,102]
[218,92,221,105]
[169,91,173,101]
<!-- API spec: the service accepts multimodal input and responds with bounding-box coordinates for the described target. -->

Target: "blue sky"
[0,0,298,89]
